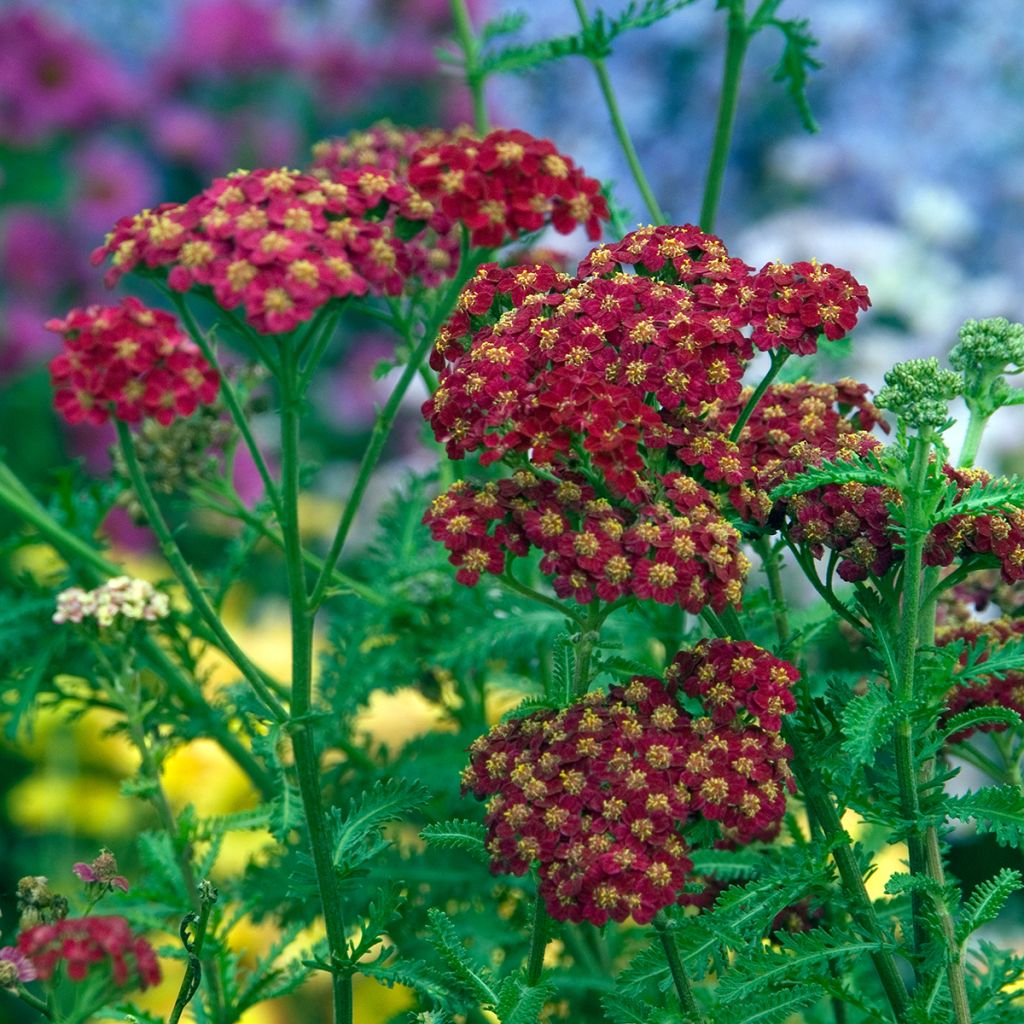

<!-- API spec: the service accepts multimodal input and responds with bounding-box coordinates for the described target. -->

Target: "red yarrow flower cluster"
[92,166,433,333]
[47,298,219,426]
[936,617,1024,742]
[462,642,797,926]
[424,469,748,611]
[408,128,610,247]
[312,123,467,289]
[17,916,160,990]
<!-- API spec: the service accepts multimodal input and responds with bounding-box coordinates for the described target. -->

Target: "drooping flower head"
[462,641,797,925]
[47,299,219,427]
[17,917,160,990]
[407,128,611,247]
[91,167,434,333]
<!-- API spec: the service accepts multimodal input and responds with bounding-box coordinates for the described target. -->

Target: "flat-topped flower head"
[54,576,170,628]
[462,646,797,925]
[407,128,610,247]
[91,167,434,333]
[17,916,160,990]
[47,299,219,426]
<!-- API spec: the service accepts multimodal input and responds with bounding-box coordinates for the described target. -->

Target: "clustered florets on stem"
[46,298,220,426]
[462,640,797,926]
[875,356,962,432]
[53,576,170,627]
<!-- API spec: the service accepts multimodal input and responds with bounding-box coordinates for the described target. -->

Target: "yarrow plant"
[2,3,1024,1024]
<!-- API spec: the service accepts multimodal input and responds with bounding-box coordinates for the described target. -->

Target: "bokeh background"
[2,1,1024,1020]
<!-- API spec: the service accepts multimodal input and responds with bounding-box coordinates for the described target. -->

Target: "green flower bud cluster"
[112,402,234,520]
[949,317,1024,416]
[876,357,962,431]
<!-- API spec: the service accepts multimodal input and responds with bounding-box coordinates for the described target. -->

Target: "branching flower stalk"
[450,0,489,134]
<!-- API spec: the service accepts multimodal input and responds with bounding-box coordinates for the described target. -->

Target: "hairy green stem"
[525,893,550,986]
[451,0,489,133]
[653,912,705,1021]
[0,460,274,797]
[572,0,665,225]
[115,422,288,723]
[168,293,283,520]
[14,985,52,1019]
[278,354,354,1024]
[699,1,749,232]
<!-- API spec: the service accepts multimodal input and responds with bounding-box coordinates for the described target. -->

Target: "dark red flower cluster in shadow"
[17,916,160,990]
[47,298,219,426]
[462,640,797,926]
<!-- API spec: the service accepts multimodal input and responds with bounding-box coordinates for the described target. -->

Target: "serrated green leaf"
[957,869,1023,944]
[713,984,822,1024]
[941,707,1023,744]
[770,452,892,501]
[767,16,822,133]
[841,682,899,767]
[330,778,430,874]
[420,819,488,862]
[426,908,497,1006]
[347,882,407,963]
[944,786,1024,849]
[716,928,891,1000]
[688,848,763,880]
[496,975,556,1024]
[933,476,1024,525]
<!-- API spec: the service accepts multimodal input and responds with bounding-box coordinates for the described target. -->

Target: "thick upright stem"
[958,407,988,469]
[450,0,488,133]
[653,912,705,1021]
[525,894,549,985]
[572,0,665,225]
[278,358,353,1024]
[699,2,749,233]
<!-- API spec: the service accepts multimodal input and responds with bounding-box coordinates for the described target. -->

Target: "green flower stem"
[730,349,790,443]
[115,422,288,723]
[571,0,666,225]
[525,892,550,986]
[572,602,603,699]
[653,912,705,1022]
[958,407,989,469]
[0,459,274,798]
[699,1,750,233]
[298,308,343,391]
[14,985,52,1019]
[308,238,482,612]
[497,569,586,627]
[278,354,354,1024]
[168,293,283,521]
[754,537,790,643]
[205,486,387,607]
[450,0,489,134]
[702,601,911,1020]
[168,883,218,1024]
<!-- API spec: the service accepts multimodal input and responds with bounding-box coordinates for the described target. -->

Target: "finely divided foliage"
[0,3,1022,1024]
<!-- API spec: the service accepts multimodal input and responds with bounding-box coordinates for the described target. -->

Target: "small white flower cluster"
[53,576,170,628]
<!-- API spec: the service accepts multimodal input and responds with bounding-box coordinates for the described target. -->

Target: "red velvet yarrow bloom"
[424,470,749,612]
[407,128,610,247]
[936,618,1024,742]
[17,916,160,990]
[748,259,870,355]
[312,124,466,289]
[425,257,752,502]
[47,298,219,426]
[699,378,888,525]
[462,646,796,925]
[92,167,433,333]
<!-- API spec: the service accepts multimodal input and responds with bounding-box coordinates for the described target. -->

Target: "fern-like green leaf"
[426,908,498,1006]
[940,707,1023,744]
[840,682,900,767]
[713,984,822,1024]
[347,882,407,964]
[496,975,556,1024]
[770,452,892,501]
[944,786,1024,849]
[766,16,822,133]
[716,928,891,1000]
[360,954,466,1010]
[957,868,1023,943]
[601,992,665,1024]
[330,778,430,875]
[933,476,1024,525]
[688,848,762,880]
[420,819,488,862]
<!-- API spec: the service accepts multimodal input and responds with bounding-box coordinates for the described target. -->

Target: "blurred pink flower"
[71,140,158,241]
[150,103,231,173]
[158,0,294,85]
[303,40,377,112]
[0,302,61,375]
[0,9,135,145]
[1,208,74,297]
